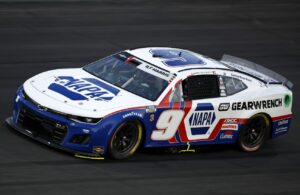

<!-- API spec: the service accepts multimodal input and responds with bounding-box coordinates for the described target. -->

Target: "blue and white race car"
[6,47,293,159]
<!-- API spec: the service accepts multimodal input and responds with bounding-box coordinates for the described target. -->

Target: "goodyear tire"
[108,121,143,159]
[238,114,271,152]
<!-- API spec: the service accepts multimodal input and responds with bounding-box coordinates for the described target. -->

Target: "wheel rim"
[112,123,138,153]
[242,117,266,148]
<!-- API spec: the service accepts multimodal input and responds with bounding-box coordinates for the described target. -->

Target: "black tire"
[108,121,143,159]
[238,114,271,152]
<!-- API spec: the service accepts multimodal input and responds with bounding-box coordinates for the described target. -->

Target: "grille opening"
[70,134,90,145]
[18,106,68,144]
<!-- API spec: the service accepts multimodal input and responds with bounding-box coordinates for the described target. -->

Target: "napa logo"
[48,76,120,101]
[188,103,216,135]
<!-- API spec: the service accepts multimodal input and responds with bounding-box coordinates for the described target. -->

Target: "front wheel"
[108,121,143,159]
[238,114,271,152]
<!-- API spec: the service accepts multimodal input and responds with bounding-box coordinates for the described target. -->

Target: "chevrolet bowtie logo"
[37,104,48,112]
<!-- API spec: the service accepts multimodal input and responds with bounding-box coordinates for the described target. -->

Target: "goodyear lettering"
[122,112,143,119]
[232,99,282,110]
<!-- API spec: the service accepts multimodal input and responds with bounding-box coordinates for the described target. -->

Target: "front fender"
[95,108,150,155]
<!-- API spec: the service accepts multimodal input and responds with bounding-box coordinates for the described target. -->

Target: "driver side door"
[151,74,224,144]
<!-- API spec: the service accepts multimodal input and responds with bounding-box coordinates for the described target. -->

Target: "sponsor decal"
[221,118,238,130]
[274,118,290,134]
[224,118,237,124]
[221,124,238,130]
[188,103,216,135]
[145,105,157,113]
[284,94,292,108]
[232,98,282,110]
[220,131,233,139]
[49,76,120,101]
[149,114,155,122]
[218,103,230,111]
[275,126,288,134]
[137,64,174,81]
[122,112,143,119]
[150,49,205,67]
[272,117,291,136]
[190,112,214,128]
[278,119,289,126]
[143,64,170,77]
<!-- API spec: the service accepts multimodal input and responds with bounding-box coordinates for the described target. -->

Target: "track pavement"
[0,0,299,194]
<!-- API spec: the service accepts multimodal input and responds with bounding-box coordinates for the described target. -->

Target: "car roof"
[127,47,230,73]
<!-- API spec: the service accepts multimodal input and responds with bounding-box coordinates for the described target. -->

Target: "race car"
[6,47,293,159]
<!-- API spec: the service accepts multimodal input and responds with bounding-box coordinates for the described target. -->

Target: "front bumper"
[6,117,104,160]
[8,87,107,159]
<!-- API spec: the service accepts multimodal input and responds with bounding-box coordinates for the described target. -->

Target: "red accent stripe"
[174,79,182,88]
[168,136,178,143]
[237,118,247,123]
[173,102,181,109]
[167,102,182,143]
[207,119,225,140]
[272,114,292,121]
[183,119,225,142]
[159,89,172,107]
[178,101,192,142]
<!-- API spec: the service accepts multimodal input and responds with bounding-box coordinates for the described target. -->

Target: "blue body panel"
[271,118,292,138]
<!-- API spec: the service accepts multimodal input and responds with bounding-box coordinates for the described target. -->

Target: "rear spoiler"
[220,54,293,89]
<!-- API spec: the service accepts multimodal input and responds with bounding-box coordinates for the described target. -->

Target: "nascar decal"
[232,98,282,110]
[48,76,120,101]
[150,49,205,67]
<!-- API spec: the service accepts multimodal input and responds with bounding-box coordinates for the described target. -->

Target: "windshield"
[83,52,174,101]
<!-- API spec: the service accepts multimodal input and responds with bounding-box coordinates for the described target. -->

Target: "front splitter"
[5,117,104,160]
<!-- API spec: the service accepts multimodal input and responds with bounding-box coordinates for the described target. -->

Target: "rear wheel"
[238,114,271,152]
[108,121,143,159]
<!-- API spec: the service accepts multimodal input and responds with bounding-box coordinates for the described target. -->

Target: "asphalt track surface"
[0,0,300,194]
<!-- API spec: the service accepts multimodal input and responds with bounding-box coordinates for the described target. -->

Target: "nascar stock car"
[6,47,293,160]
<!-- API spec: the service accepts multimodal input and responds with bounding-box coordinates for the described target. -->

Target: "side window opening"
[222,76,247,95]
[170,84,183,103]
[182,75,220,100]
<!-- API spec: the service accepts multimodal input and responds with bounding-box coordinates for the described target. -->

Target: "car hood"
[23,68,153,118]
